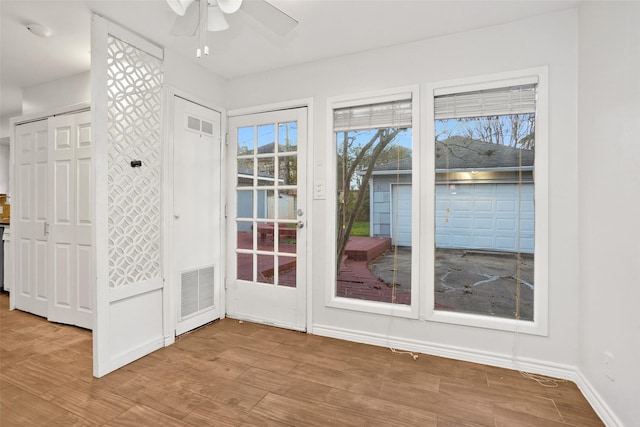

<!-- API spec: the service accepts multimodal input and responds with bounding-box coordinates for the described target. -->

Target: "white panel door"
[48,111,93,329]
[227,108,307,331]
[391,184,412,247]
[173,97,223,335]
[13,119,49,317]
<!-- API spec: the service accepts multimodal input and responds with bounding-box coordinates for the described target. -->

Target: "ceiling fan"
[167,0,298,39]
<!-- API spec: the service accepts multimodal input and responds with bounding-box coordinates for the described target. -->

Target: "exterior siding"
[370,175,411,237]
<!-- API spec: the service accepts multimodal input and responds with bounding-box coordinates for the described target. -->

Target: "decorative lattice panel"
[107,35,163,288]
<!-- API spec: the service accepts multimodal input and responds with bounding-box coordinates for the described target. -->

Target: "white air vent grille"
[187,116,201,132]
[180,266,215,319]
[201,120,214,135]
[186,114,214,136]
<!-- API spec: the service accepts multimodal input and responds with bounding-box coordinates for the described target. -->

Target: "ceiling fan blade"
[241,0,298,36]
[170,1,200,36]
[218,0,243,14]
[167,0,197,16]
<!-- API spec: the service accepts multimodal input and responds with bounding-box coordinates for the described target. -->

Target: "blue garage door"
[435,183,534,253]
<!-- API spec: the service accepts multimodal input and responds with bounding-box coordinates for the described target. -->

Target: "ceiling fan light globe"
[27,23,53,38]
[208,5,230,31]
[167,0,196,16]
[217,0,242,14]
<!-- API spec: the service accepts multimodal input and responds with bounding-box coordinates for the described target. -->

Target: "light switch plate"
[314,182,326,200]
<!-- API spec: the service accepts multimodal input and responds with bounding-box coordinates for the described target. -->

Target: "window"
[330,90,418,316]
[426,69,548,335]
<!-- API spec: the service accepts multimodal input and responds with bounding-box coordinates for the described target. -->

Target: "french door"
[227,108,307,331]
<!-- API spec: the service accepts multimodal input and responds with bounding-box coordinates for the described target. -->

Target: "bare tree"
[437,113,535,149]
[336,128,405,275]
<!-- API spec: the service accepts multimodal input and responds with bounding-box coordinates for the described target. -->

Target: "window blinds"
[434,84,536,119]
[334,99,412,132]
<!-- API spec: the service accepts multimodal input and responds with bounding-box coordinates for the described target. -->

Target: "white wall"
[1,113,19,138]
[20,49,226,117]
[0,143,9,194]
[1,84,23,138]
[228,9,580,369]
[22,71,91,115]
[164,48,226,106]
[578,3,640,426]
[0,117,9,139]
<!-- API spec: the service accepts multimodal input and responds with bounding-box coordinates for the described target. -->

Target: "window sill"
[327,296,418,319]
[427,309,548,336]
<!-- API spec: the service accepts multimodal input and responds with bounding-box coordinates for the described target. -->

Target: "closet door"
[173,96,223,335]
[13,119,49,317]
[48,111,93,329]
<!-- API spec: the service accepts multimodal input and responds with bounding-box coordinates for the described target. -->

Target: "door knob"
[297,221,304,229]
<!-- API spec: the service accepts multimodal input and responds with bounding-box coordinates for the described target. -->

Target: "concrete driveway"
[370,248,534,321]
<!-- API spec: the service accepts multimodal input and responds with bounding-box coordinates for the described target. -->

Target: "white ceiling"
[0,0,577,117]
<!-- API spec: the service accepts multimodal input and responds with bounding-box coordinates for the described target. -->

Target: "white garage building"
[367,137,534,253]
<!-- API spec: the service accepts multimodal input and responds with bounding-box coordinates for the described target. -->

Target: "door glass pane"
[257,254,275,284]
[277,222,297,253]
[237,190,253,219]
[237,253,253,281]
[278,122,297,152]
[276,189,297,220]
[434,113,535,321]
[256,221,274,247]
[258,124,275,154]
[257,190,274,219]
[236,221,253,250]
[278,155,297,185]
[238,126,254,155]
[237,158,254,187]
[257,158,275,187]
[278,256,297,288]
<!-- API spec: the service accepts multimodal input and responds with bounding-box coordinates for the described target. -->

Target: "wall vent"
[201,120,214,135]
[186,115,214,136]
[180,266,214,319]
[187,115,201,132]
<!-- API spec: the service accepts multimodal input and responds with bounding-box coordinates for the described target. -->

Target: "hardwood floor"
[0,294,603,426]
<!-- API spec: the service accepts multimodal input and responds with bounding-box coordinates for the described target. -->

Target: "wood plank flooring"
[0,294,603,426]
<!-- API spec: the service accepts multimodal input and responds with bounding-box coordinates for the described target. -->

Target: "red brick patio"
[235,231,412,305]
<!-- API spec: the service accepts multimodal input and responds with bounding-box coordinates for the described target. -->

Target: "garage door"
[435,183,534,253]
[391,184,412,247]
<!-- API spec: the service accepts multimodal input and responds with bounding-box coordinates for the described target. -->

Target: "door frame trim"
[227,97,314,333]
[163,86,227,346]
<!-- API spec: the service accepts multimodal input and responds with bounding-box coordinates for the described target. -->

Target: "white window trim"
[422,67,549,336]
[326,86,420,319]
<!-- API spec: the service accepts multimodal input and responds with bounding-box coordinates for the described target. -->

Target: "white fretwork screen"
[106,35,163,288]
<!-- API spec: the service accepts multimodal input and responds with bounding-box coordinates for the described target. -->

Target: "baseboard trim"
[574,370,623,427]
[313,324,576,379]
[312,323,619,426]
